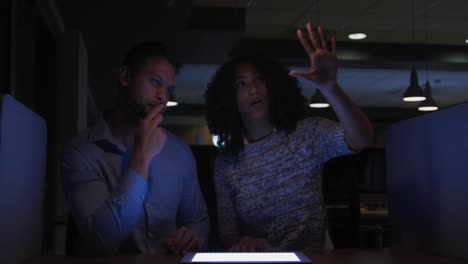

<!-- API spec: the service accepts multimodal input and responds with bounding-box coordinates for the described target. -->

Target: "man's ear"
[119,65,131,87]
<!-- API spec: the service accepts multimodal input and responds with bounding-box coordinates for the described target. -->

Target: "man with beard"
[61,42,209,255]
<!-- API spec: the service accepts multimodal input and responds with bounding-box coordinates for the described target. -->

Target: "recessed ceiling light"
[418,106,438,111]
[348,33,367,40]
[309,103,330,108]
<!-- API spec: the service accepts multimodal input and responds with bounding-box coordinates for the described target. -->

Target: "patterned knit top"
[214,117,353,251]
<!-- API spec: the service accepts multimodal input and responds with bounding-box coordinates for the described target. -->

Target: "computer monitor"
[386,103,468,259]
[0,94,47,263]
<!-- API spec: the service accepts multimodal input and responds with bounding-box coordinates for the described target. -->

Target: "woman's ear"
[119,66,131,87]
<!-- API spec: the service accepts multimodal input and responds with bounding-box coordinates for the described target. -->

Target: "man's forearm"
[128,152,151,180]
[69,169,147,253]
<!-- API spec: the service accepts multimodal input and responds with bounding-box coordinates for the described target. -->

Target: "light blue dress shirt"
[61,118,209,255]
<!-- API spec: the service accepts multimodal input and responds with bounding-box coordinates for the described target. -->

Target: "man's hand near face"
[129,103,167,180]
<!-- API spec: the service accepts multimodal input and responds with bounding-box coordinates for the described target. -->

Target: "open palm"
[289,23,338,91]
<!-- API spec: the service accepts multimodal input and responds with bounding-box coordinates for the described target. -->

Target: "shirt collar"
[87,118,129,153]
[87,118,113,142]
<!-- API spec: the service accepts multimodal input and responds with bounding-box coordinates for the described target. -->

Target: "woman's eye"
[235,81,246,88]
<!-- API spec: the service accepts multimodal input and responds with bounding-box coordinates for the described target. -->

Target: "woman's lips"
[250,99,263,106]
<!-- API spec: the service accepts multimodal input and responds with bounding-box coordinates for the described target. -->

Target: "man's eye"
[151,77,162,87]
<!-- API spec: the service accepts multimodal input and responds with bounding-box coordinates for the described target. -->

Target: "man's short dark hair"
[122,41,182,73]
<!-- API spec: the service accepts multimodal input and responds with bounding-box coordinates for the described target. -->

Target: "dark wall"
[0,0,11,94]
[10,0,37,109]
[55,0,195,112]
[7,0,59,252]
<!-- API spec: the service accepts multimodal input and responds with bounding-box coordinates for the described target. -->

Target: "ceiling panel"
[246,9,303,25]
[55,0,468,112]
[174,64,468,109]
[249,0,312,9]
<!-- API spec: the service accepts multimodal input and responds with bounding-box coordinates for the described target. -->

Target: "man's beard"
[129,101,149,118]
[132,102,165,119]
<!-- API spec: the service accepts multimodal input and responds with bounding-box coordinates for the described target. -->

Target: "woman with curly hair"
[204,23,373,252]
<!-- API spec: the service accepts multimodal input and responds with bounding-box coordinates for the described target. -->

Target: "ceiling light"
[348,33,367,40]
[403,66,426,102]
[309,89,329,108]
[418,105,438,111]
[465,39,468,44]
[418,81,438,111]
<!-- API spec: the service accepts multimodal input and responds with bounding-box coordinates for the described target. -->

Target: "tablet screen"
[181,252,311,263]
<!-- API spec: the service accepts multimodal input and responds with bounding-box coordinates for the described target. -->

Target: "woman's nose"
[248,82,257,95]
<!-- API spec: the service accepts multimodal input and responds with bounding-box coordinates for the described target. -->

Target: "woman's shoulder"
[295,116,323,133]
[215,149,236,168]
[296,116,339,132]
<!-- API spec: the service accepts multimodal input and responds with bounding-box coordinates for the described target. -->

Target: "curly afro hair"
[204,55,307,155]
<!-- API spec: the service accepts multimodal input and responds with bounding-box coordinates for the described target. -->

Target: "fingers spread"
[317,25,327,50]
[297,29,315,56]
[306,23,320,49]
[331,36,337,56]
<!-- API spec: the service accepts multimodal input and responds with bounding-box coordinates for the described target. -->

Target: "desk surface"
[24,249,468,264]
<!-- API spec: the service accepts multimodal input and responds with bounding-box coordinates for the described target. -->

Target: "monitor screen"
[386,103,468,259]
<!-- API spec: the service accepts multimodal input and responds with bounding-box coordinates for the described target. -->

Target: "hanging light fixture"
[418,80,438,111]
[402,0,426,102]
[309,89,329,108]
[167,93,178,107]
[403,66,426,102]
[417,0,437,112]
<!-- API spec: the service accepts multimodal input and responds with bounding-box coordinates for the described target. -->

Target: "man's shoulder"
[67,128,93,145]
[62,124,103,158]
[164,130,193,155]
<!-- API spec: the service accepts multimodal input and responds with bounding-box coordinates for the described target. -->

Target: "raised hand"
[129,103,167,179]
[289,23,338,91]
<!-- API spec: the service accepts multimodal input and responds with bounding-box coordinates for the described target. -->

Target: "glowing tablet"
[180,252,312,263]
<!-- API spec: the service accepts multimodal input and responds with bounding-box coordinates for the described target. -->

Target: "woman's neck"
[243,119,275,143]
